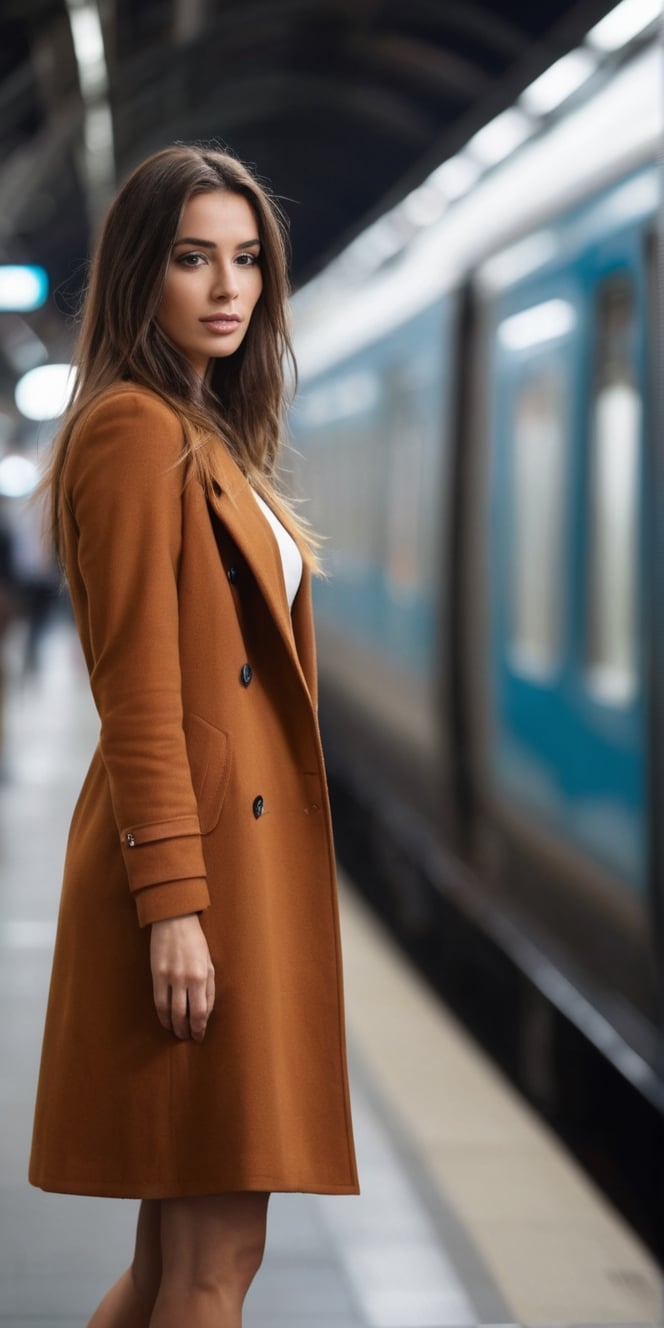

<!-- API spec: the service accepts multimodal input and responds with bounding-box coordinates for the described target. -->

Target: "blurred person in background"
[0,497,18,767]
[10,491,60,675]
[28,145,358,1328]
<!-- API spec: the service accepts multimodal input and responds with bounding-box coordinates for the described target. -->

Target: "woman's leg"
[149,1192,270,1328]
[86,1199,162,1327]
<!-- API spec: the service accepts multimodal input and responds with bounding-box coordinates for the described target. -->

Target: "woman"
[29,145,359,1327]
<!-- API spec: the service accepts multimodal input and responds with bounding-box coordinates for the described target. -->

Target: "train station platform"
[0,622,662,1327]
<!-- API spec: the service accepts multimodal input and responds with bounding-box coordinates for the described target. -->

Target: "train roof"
[294,40,660,380]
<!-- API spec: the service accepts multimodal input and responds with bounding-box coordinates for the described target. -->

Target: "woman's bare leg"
[86,1200,162,1327]
[149,1192,269,1328]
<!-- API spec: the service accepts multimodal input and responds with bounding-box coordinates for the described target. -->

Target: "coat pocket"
[184,712,233,835]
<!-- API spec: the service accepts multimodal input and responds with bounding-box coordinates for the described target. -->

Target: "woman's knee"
[159,1192,269,1297]
[229,1221,266,1291]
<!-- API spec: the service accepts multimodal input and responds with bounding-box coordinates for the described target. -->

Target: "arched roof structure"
[0,0,627,409]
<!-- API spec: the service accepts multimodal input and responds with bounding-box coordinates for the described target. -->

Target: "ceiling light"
[586,0,660,51]
[401,185,447,227]
[498,300,577,350]
[429,153,482,201]
[469,108,534,166]
[364,216,405,264]
[15,365,75,421]
[520,48,598,115]
[68,2,107,94]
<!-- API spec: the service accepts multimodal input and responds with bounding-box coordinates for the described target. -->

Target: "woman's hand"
[150,914,215,1042]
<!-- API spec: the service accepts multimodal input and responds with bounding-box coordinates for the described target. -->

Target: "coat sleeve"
[64,389,211,927]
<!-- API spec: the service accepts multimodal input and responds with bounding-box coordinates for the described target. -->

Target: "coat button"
[126,832,136,847]
[252,795,264,819]
[227,565,239,584]
[240,663,253,687]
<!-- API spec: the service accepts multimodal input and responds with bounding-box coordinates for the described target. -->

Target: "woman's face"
[156,190,263,377]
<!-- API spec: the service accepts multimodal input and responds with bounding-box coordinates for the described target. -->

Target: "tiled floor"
[0,623,662,1327]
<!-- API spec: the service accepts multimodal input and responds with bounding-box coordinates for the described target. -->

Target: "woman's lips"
[200,315,241,334]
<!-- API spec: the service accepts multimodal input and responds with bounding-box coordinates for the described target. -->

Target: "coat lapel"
[205,445,317,708]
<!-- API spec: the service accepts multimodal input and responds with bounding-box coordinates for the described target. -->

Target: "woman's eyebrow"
[173,236,216,249]
[172,237,261,249]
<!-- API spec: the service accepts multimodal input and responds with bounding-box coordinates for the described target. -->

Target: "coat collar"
[205,443,318,710]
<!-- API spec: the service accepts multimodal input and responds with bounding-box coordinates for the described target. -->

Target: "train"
[289,38,663,1245]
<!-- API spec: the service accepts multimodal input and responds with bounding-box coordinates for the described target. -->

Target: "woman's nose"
[212,265,239,300]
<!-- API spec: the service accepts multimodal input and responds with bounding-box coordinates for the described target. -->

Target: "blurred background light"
[363,216,405,265]
[479,232,559,291]
[498,299,577,350]
[586,0,660,50]
[429,153,482,201]
[15,364,75,421]
[0,453,39,498]
[0,266,48,312]
[65,0,114,223]
[468,108,534,166]
[520,49,598,115]
[67,0,108,95]
[401,185,447,228]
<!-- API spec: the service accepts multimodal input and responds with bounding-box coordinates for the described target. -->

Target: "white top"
[252,490,303,611]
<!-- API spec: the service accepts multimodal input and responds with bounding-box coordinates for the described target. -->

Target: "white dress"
[252,490,303,610]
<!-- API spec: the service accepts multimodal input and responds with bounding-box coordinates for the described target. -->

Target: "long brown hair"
[45,144,319,568]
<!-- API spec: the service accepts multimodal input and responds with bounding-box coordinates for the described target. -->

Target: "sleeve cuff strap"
[134,877,211,927]
[121,828,207,892]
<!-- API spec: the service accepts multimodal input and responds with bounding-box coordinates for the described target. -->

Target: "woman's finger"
[170,982,189,1040]
[206,963,215,1021]
[188,978,210,1043]
[152,974,172,1033]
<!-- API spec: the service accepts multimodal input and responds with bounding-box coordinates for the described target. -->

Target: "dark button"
[227,565,239,584]
[240,663,253,687]
[252,796,264,819]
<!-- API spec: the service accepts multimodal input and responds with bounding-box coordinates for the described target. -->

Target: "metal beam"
[115,70,436,155]
[349,32,489,99]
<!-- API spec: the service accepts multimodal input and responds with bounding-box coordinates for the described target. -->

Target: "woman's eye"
[177,252,206,267]
[236,252,259,266]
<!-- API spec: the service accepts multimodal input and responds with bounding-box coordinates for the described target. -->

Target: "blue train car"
[291,298,456,817]
[291,38,663,1237]
[472,164,658,1011]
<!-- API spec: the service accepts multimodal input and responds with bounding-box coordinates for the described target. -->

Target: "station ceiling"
[0,0,617,414]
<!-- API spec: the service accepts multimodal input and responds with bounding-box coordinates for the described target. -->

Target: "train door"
[487,275,585,850]
[575,244,647,896]
[486,228,648,906]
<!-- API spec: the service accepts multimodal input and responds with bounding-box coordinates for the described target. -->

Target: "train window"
[299,381,382,575]
[386,420,424,597]
[384,370,430,597]
[509,368,566,676]
[585,278,640,704]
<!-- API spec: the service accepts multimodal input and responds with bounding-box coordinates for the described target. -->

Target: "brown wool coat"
[29,382,359,1199]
